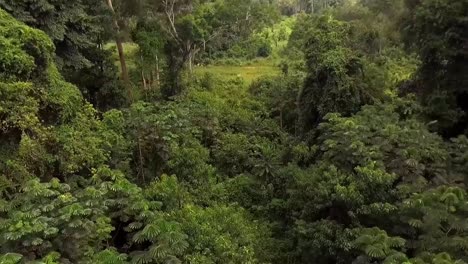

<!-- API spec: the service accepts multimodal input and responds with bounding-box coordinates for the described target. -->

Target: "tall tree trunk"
[105,0,132,101]
[188,54,193,73]
[168,51,190,97]
[155,55,160,88]
[140,54,147,90]
[189,47,200,74]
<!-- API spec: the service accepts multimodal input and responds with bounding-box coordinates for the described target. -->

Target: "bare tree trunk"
[141,71,147,90]
[188,53,193,73]
[189,47,201,74]
[140,54,147,90]
[106,0,132,101]
[155,54,160,87]
[142,73,147,89]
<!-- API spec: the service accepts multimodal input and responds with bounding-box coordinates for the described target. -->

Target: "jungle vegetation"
[0,0,467,263]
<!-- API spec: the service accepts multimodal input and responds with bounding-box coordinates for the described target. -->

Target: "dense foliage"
[1,0,467,263]
[0,0,124,109]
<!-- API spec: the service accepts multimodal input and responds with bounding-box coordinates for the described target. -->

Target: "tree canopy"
[0,0,467,263]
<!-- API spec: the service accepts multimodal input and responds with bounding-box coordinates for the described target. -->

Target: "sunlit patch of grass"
[194,59,280,84]
[106,42,280,88]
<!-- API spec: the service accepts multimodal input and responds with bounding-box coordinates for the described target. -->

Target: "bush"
[257,41,273,57]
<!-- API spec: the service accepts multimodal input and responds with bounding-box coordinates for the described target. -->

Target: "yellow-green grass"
[194,60,280,84]
[106,42,280,88]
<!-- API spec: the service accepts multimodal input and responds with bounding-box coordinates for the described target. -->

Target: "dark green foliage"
[402,0,468,135]
[250,75,303,134]
[1,1,468,264]
[292,8,420,135]
[287,102,465,263]
[0,0,124,109]
[298,16,376,132]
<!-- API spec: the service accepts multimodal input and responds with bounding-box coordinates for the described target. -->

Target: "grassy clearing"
[107,43,280,87]
[194,59,280,84]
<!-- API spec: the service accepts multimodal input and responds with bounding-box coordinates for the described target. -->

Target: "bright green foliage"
[211,132,284,181]
[0,8,96,188]
[0,178,113,261]
[123,101,206,184]
[400,186,468,260]
[363,48,420,95]
[178,204,271,264]
[0,253,23,264]
[0,166,133,262]
[203,0,281,59]
[130,216,188,263]
[226,16,294,60]
[132,19,166,91]
[351,227,406,262]
[0,9,54,80]
[92,249,128,264]
[290,6,420,133]
[285,13,315,60]
[0,82,39,132]
[317,102,447,181]
[90,167,189,264]
[130,0,280,97]
[349,186,468,264]
[124,174,272,264]
[0,9,135,263]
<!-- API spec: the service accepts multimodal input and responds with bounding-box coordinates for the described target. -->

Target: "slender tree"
[106,0,133,101]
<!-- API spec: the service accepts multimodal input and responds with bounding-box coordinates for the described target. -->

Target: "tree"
[297,16,375,133]
[0,0,125,109]
[401,0,468,136]
[132,20,167,91]
[0,8,124,262]
[287,101,464,263]
[2,2,468,264]
[130,0,279,97]
[250,75,302,134]
[105,0,132,101]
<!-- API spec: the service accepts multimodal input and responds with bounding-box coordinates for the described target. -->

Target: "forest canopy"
[0,0,467,263]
